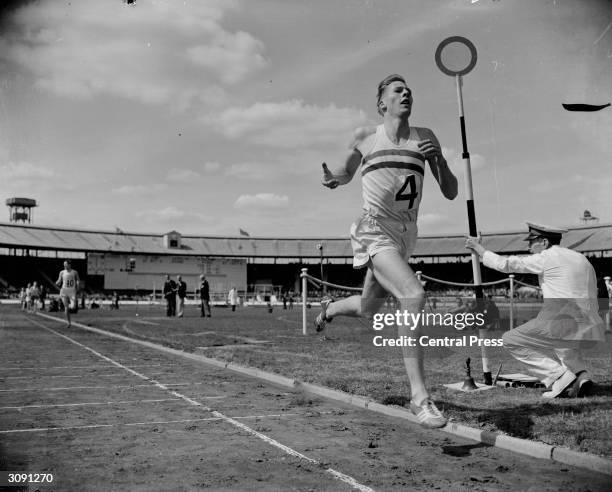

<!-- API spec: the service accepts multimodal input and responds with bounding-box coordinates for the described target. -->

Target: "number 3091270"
[7,473,54,483]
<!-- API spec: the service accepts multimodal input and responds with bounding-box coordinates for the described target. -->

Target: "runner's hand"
[417,139,442,160]
[321,163,339,189]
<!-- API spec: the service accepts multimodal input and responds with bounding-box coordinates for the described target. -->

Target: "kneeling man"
[466,222,605,398]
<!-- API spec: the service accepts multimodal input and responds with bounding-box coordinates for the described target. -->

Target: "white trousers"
[502,324,589,387]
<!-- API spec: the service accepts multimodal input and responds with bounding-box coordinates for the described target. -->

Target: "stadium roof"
[0,222,610,259]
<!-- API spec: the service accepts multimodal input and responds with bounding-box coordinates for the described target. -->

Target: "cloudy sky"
[0,0,610,238]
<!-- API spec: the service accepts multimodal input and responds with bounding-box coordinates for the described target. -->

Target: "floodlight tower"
[6,197,37,223]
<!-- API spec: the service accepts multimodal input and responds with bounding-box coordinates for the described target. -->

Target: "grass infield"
[36,302,612,459]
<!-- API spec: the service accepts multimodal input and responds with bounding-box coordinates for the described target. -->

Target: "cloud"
[186,31,266,84]
[233,193,290,211]
[223,147,335,181]
[0,0,266,108]
[135,207,214,228]
[0,161,54,180]
[112,183,167,195]
[443,147,487,172]
[166,168,201,183]
[0,161,78,193]
[418,213,451,228]
[206,100,368,148]
[225,162,276,180]
[203,161,221,173]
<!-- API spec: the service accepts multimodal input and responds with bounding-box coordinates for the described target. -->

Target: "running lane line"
[0,413,303,434]
[0,398,181,410]
[26,316,375,492]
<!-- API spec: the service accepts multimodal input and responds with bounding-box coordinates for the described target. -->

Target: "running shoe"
[314,297,333,333]
[410,398,447,429]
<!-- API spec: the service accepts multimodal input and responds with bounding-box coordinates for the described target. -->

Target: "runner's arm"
[420,128,458,200]
[321,126,374,189]
[321,150,362,188]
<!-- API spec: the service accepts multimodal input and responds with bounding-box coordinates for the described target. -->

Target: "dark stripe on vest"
[363,149,425,164]
[362,162,425,177]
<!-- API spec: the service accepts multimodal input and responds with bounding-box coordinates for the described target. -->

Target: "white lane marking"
[0,413,301,434]
[26,317,375,492]
[0,364,169,370]
[133,319,159,326]
[0,383,220,393]
[0,398,181,410]
[2,372,169,380]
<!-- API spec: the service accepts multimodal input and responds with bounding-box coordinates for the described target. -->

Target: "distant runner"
[56,260,80,327]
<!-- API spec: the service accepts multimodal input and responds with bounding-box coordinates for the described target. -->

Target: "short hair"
[376,74,407,115]
[64,260,71,265]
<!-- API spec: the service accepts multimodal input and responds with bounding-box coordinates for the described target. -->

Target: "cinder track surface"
[0,309,609,491]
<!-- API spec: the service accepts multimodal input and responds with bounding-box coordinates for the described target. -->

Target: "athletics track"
[0,307,610,491]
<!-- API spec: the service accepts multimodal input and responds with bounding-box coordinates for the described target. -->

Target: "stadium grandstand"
[0,222,610,302]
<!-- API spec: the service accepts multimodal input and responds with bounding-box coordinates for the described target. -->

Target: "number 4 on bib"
[395,174,418,208]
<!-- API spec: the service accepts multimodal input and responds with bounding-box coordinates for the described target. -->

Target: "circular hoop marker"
[435,36,477,77]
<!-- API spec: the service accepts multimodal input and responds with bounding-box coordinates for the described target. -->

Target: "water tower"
[580,209,599,225]
[6,197,37,223]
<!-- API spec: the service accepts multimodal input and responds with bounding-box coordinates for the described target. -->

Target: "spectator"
[176,275,187,317]
[163,275,177,317]
[111,291,119,310]
[48,297,60,312]
[199,274,211,318]
[598,276,611,333]
[483,295,500,330]
[19,287,26,310]
[40,285,46,311]
[29,282,40,312]
[228,286,238,312]
[25,283,32,311]
[448,297,464,314]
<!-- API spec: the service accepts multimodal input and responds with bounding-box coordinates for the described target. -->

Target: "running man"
[29,281,40,312]
[317,74,458,428]
[56,260,80,327]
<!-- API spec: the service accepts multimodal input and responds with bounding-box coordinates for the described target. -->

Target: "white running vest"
[59,270,78,290]
[357,125,425,222]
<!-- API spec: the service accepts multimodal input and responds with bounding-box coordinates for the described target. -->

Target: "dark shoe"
[565,371,594,398]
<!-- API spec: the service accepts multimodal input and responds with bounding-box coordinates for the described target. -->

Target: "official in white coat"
[466,222,605,398]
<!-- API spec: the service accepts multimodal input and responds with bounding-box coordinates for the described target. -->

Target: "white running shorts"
[350,214,417,269]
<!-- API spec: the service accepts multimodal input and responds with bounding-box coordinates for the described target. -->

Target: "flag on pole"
[239,228,250,237]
